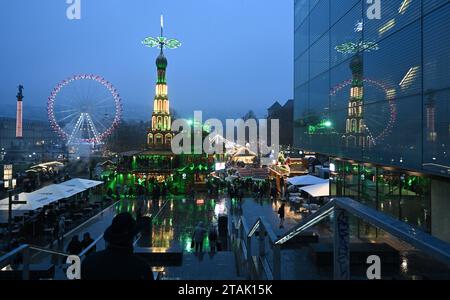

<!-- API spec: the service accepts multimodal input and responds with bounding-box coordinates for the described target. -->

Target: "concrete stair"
[164,251,243,280]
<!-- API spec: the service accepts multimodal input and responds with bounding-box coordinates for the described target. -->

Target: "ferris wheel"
[47,74,122,146]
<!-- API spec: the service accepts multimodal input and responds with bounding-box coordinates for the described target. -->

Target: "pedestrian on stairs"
[278,203,286,229]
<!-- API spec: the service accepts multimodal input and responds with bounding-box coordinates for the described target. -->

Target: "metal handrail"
[0,197,173,280]
[0,244,28,268]
[29,245,71,257]
[236,215,281,280]
[235,196,450,280]
[151,198,171,222]
[275,201,335,245]
[78,234,104,258]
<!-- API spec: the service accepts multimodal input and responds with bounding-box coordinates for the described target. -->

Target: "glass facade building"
[294,0,450,241]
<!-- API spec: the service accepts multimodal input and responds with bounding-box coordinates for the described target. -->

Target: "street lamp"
[3,165,26,238]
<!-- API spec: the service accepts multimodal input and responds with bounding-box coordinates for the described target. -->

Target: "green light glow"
[308,119,334,134]
[335,41,379,54]
[142,36,182,50]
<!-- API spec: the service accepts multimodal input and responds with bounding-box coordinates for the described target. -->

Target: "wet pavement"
[16,190,450,280]
[164,252,241,280]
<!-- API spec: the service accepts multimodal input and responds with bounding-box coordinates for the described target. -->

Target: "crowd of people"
[66,232,96,256]
[106,181,170,202]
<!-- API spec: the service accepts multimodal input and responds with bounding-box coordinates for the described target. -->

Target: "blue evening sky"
[0,0,293,121]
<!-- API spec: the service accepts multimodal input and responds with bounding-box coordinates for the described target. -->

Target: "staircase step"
[164,252,240,280]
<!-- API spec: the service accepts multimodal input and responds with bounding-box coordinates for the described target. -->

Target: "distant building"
[0,117,64,163]
[267,100,293,147]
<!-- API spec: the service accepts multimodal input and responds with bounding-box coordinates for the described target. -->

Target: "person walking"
[67,235,83,255]
[192,222,207,253]
[238,186,244,203]
[57,216,65,245]
[128,185,134,199]
[115,185,121,200]
[278,203,286,229]
[153,184,161,200]
[208,226,218,254]
[123,185,129,199]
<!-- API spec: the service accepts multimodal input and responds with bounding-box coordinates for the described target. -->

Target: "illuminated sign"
[329,163,336,172]
[3,165,13,180]
[215,162,226,171]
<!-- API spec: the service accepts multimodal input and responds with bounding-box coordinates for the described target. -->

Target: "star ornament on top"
[335,41,379,54]
[142,36,182,50]
[335,20,379,54]
[142,15,182,50]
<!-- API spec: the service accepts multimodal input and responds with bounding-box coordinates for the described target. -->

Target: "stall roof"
[300,181,330,197]
[0,181,87,223]
[60,178,103,190]
[287,175,328,186]
[0,192,60,212]
[37,183,85,199]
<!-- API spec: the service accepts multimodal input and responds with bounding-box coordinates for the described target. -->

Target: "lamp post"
[4,165,25,238]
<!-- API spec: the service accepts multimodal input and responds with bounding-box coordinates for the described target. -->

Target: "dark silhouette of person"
[192,222,207,253]
[81,213,153,280]
[67,235,83,255]
[208,226,218,254]
[81,232,96,256]
[278,203,286,228]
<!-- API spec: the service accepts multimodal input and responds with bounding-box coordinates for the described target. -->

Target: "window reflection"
[330,159,431,233]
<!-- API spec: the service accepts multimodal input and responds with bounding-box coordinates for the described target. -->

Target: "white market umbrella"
[38,184,85,200]
[0,192,60,222]
[287,175,328,186]
[60,178,103,190]
[300,181,330,197]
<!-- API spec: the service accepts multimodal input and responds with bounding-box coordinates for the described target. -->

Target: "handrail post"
[22,246,30,280]
[246,230,252,276]
[272,243,281,280]
[258,225,266,279]
[333,208,350,280]
[258,227,265,257]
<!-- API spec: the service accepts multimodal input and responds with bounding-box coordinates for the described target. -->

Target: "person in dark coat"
[81,213,153,280]
[67,235,83,255]
[81,232,96,256]
[208,226,218,254]
[278,203,286,229]
[192,222,207,253]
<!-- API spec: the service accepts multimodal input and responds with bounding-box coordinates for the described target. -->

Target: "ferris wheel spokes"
[67,113,103,146]
[48,74,122,147]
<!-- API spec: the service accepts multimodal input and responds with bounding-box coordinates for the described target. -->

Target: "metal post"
[22,247,30,280]
[8,189,12,237]
[149,219,153,248]
[334,208,350,280]
[246,234,252,274]
[258,227,265,258]
[272,244,281,280]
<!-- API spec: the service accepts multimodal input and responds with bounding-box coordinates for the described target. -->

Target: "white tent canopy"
[287,175,328,186]
[0,193,54,211]
[60,178,103,190]
[37,184,85,200]
[300,181,330,197]
[0,192,60,222]
[0,178,99,223]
